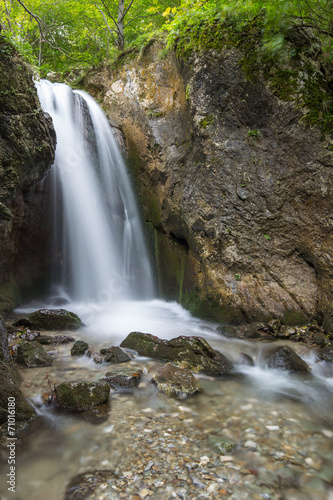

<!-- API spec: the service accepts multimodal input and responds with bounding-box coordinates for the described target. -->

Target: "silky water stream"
[0,82,332,500]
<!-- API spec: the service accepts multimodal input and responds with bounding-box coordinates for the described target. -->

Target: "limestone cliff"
[0,35,56,314]
[84,42,333,329]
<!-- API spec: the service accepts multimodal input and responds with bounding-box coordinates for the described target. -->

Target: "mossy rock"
[99,346,131,363]
[207,435,237,455]
[55,381,110,412]
[16,341,53,367]
[152,363,199,398]
[71,340,89,356]
[101,365,143,389]
[121,332,233,376]
[14,309,84,331]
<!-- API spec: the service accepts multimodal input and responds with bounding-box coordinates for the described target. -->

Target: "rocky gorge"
[83,40,333,331]
[0,24,333,500]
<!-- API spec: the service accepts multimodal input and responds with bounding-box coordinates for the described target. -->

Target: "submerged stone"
[14,308,84,331]
[64,470,113,500]
[55,381,110,412]
[207,435,237,455]
[101,365,143,389]
[37,335,75,345]
[120,332,233,376]
[266,346,309,372]
[16,341,53,367]
[71,340,89,356]
[152,363,200,398]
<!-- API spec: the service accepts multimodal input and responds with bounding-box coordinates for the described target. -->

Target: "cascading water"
[36,79,154,303]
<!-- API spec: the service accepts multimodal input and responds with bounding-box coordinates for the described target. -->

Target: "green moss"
[199,115,215,129]
[281,310,311,326]
[181,288,244,324]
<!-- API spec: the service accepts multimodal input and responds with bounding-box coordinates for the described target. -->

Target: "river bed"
[0,300,333,500]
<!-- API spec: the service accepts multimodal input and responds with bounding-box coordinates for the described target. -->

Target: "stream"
[0,299,333,500]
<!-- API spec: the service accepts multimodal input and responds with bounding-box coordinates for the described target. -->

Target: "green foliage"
[247,129,261,137]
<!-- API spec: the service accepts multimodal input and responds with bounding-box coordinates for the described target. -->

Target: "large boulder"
[120,332,233,376]
[55,381,110,412]
[14,309,84,331]
[16,340,53,367]
[100,346,131,363]
[266,346,309,372]
[152,363,200,398]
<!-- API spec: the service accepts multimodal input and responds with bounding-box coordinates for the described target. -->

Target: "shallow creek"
[1,300,333,500]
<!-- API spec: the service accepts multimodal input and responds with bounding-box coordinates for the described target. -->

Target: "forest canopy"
[0,0,332,78]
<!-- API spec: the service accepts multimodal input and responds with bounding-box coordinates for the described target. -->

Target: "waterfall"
[36,79,154,302]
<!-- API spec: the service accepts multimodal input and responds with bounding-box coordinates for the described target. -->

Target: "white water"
[36,79,154,302]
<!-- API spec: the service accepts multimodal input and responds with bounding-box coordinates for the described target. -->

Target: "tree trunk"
[117,0,125,50]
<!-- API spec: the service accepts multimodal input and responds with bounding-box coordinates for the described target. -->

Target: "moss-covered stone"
[55,381,110,412]
[15,309,84,331]
[121,332,233,376]
[71,340,89,356]
[16,341,53,367]
[0,318,34,427]
[152,363,199,398]
[101,365,143,389]
[99,346,131,363]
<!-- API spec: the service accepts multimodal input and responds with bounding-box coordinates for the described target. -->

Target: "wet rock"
[37,335,75,345]
[120,332,233,376]
[14,308,84,331]
[243,323,268,339]
[16,341,53,367]
[318,346,333,362]
[267,319,281,334]
[0,318,35,425]
[237,353,255,366]
[55,381,110,412]
[152,363,200,398]
[99,346,131,363]
[207,435,237,455]
[101,365,143,389]
[71,340,89,356]
[64,470,112,500]
[217,326,238,338]
[277,325,296,339]
[266,346,309,372]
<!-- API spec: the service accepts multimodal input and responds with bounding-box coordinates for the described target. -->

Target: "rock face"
[85,41,333,329]
[0,35,56,315]
[120,332,233,376]
[0,318,34,426]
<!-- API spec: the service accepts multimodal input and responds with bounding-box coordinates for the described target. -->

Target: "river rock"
[318,346,333,362]
[101,365,143,389]
[266,346,309,372]
[14,308,84,331]
[71,340,89,356]
[64,470,113,500]
[207,435,237,455]
[152,363,200,398]
[16,340,53,367]
[37,334,75,345]
[120,332,233,376]
[55,381,110,411]
[100,346,131,363]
